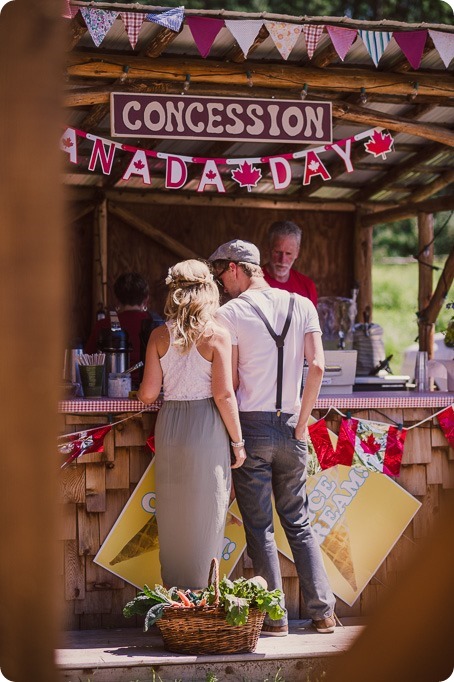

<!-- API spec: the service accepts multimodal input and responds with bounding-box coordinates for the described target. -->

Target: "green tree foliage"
[98,0,452,23]
[374,212,454,260]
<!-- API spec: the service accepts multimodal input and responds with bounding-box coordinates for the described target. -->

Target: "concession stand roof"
[65,3,454,213]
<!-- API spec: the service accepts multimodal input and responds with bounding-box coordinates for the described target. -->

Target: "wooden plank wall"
[58,407,454,629]
[67,200,355,345]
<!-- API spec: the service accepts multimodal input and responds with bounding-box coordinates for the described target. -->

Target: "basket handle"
[208,557,220,606]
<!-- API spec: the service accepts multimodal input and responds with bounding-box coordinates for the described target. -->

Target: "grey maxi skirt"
[154,398,231,589]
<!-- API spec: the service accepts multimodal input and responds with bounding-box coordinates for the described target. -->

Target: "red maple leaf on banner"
[231,161,262,191]
[360,433,381,455]
[364,130,394,159]
[134,159,145,170]
[206,169,217,180]
[62,137,73,148]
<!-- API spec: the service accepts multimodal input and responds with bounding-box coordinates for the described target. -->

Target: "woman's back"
[160,322,213,401]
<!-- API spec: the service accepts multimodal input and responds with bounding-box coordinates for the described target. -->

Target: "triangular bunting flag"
[394,30,427,70]
[186,16,224,58]
[359,30,392,66]
[308,418,356,470]
[146,6,184,33]
[265,21,303,60]
[326,25,357,61]
[302,24,325,59]
[80,8,119,48]
[62,0,72,19]
[59,425,112,468]
[224,19,263,58]
[437,405,454,448]
[428,30,454,68]
[120,12,148,49]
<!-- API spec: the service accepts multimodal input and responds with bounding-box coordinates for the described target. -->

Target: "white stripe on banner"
[359,30,392,66]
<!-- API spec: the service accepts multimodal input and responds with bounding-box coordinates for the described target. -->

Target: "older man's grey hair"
[268,221,302,249]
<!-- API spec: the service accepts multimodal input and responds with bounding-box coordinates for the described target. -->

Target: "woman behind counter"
[138,259,246,589]
[85,272,163,368]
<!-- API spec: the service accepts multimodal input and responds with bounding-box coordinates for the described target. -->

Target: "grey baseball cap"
[208,239,260,265]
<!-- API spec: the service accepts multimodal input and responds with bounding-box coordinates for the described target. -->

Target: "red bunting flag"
[59,425,112,468]
[437,405,454,448]
[309,417,406,477]
[145,430,155,454]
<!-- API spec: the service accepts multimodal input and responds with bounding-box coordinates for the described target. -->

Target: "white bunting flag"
[224,19,264,58]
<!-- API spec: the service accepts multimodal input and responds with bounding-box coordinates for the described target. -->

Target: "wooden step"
[56,619,364,681]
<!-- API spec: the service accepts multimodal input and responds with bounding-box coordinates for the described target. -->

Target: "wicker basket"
[156,558,265,654]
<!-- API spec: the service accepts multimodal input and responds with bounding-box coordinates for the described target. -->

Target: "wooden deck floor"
[56,618,365,682]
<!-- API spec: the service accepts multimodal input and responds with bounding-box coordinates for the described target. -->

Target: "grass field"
[372,260,453,372]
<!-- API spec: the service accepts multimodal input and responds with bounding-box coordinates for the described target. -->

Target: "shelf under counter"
[58,391,453,414]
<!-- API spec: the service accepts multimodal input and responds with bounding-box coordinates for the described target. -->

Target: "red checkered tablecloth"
[58,392,453,414]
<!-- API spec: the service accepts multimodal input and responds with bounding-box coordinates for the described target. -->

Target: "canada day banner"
[61,121,394,193]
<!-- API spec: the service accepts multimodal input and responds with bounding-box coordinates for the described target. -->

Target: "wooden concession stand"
[60,4,454,628]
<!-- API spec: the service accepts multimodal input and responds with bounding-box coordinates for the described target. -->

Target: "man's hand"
[294,424,308,442]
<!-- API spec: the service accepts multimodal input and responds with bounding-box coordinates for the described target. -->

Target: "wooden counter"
[58,393,454,630]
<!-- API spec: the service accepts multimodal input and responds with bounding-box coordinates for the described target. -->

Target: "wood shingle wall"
[58,406,454,629]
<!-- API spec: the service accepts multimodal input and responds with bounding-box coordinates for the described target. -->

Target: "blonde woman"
[138,260,246,589]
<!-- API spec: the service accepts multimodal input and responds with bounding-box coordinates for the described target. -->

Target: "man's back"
[216,287,320,414]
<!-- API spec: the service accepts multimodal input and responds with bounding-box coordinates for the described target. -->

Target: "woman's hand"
[231,444,246,469]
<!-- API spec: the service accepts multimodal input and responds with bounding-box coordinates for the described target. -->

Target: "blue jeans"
[233,411,336,626]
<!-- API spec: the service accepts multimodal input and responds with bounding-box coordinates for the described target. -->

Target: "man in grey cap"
[209,239,336,636]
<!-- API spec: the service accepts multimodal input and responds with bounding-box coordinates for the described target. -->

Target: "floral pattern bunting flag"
[326,26,357,61]
[80,8,119,47]
[224,19,264,58]
[265,22,303,60]
[59,426,112,468]
[302,24,325,59]
[437,405,454,448]
[146,7,185,33]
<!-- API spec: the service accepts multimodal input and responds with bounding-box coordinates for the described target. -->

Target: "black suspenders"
[242,293,295,416]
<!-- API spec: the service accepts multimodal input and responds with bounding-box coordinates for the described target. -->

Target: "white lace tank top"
[160,322,213,400]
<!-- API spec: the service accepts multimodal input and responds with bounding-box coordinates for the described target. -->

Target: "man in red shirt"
[263,221,317,306]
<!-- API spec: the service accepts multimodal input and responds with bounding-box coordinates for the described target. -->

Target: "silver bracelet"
[230,439,245,448]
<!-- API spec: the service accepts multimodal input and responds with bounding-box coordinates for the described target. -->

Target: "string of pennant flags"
[63,2,454,69]
[61,125,395,192]
[59,403,454,473]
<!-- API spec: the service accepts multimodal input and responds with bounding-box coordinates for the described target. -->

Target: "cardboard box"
[303,350,358,394]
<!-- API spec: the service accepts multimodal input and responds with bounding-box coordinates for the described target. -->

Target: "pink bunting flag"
[394,30,427,70]
[437,405,454,448]
[120,12,148,49]
[303,24,325,59]
[186,16,225,58]
[428,30,454,68]
[265,21,303,60]
[59,425,112,468]
[326,26,357,61]
[62,0,72,19]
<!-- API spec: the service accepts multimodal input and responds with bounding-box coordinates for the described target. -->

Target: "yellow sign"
[94,460,246,589]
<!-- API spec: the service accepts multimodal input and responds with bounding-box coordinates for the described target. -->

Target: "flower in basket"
[123,575,285,630]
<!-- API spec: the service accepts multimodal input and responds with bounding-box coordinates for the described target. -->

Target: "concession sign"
[110,93,333,144]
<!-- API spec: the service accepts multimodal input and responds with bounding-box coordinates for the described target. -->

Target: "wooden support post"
[0,2,63,680]
[417,212,434,356]
[92,197,108,318]
[354,210,373,323]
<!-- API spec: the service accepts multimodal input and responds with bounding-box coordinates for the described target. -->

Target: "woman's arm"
[137,327,165,404]
[211,328,246,469]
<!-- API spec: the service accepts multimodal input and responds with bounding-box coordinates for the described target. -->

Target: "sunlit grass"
[372,260,453,372]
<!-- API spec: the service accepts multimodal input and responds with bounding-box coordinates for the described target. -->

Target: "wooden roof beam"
[67,54,454,99]
[361,194,454,226]
[141,26,180,59]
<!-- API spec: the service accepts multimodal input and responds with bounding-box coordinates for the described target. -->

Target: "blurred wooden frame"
[0,2,65,681]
